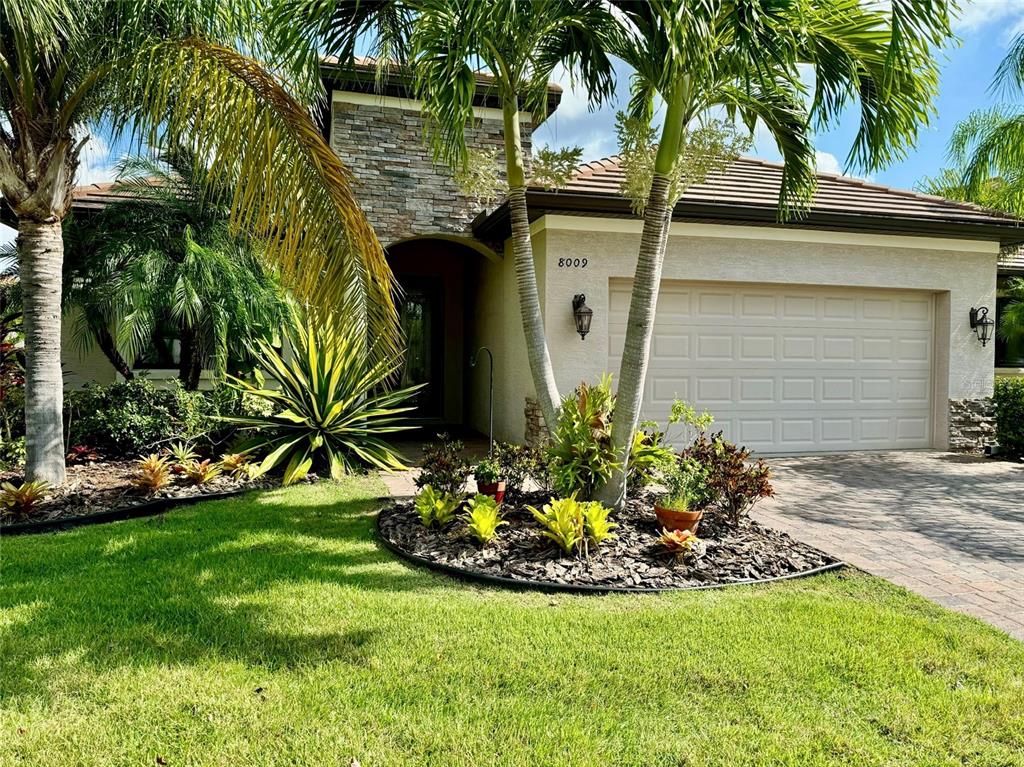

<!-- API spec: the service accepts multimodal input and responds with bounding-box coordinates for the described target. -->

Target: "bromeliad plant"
[0,480,49,520]
[464,493,506,545]
[133,454,172,493]
[415,485,463,529]
[182,459,223,486]
[226,314,421,485]
[528,496,616,556]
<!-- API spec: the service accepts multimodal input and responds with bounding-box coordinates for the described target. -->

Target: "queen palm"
[64,149,292,389]
[0,0,397,484]
[290,0,618,430]
[596,0,953,508]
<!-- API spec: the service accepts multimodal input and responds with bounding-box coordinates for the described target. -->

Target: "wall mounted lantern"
[572,294,593,340]
[969,306,995,347]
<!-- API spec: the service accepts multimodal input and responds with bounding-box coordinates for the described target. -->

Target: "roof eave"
[319,61,562,121]
[473,191,1024,248]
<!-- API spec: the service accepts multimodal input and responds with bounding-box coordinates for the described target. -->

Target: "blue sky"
[4,0,1024,250]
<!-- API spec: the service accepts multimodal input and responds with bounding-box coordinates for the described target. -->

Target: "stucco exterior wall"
[466,231,548,443]
[519,216,998,450]
[61,309,117,390]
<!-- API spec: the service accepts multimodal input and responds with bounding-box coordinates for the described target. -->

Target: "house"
[58,60,1024,454]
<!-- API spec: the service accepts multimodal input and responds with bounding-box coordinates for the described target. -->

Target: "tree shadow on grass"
[0,485,439,704]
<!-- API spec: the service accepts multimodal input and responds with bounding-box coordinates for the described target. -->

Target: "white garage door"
[608,280,934,453]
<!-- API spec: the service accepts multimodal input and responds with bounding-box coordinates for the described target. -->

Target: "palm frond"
[101,37,399,356]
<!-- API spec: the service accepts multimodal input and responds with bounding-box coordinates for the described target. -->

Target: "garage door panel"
[609,280,934,453]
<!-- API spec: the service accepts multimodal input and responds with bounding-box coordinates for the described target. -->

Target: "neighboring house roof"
[67,180,156,213]
[320,56,563,120]
[474,155,1024,248]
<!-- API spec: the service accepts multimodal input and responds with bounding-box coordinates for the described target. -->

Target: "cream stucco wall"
[498,215,999,450]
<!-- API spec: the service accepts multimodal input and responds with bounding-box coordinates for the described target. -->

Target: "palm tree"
[596,0,953,509]
[0,0,397,484]
[288,0,618,431]
[63,149,293,389]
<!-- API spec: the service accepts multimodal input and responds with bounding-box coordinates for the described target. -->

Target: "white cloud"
[548,65,594,121]
[75,133,119,187]
[0,224,14,250]
[954,0,1024,32]
[815,150,842,175]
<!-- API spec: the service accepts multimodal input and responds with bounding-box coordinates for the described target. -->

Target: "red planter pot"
[477,481,506,504]
[654,504,703,534]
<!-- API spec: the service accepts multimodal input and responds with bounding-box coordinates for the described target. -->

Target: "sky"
[4,0,1024,251]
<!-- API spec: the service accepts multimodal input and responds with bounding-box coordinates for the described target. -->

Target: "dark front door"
[399,278,444,421]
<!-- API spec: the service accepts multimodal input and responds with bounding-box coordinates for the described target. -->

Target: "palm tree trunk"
[18,220,67,485]
[179,325,202,390]
[503,95,560,432]
[595,176,673,509]
[95,327,135,380]
[596,88,689,510]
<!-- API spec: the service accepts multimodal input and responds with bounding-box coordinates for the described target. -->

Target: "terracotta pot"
[654,504,703,534]
[477,480,506,504]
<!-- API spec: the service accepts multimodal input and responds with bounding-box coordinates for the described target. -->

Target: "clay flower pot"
[477,480,506,504]
[654,503,703,534]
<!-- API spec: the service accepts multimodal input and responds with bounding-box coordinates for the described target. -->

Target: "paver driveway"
[754,451,1024,639]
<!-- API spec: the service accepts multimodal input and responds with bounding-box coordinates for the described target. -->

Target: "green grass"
[1,479,1022,767]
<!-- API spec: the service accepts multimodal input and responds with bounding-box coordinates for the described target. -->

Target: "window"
[995,293,1024,368]
[133,318,181,370]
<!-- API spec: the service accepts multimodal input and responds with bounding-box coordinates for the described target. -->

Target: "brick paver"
[754,451,1024,639]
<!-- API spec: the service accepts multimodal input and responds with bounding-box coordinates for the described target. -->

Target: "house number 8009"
[557,258,588,268]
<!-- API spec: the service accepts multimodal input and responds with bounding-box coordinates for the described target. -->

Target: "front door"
[399,278,444,421]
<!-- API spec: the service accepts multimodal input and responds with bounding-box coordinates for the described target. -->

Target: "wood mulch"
[378,492,839,590]
[0,460,273,528]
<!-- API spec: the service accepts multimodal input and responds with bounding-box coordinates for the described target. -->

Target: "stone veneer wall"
[524,397,548,447]
[329,99,532,245]
[948,398,996,453]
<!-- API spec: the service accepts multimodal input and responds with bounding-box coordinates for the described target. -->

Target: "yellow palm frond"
[105,36,399,357]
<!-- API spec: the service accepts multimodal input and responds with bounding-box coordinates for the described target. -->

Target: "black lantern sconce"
[969,306,995,347]
[572,294,593,340]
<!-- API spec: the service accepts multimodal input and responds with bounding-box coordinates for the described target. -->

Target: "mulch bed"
[378,492,840,591]
[0,459,274,530]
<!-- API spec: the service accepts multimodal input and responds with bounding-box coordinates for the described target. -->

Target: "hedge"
[994,377,1024,457]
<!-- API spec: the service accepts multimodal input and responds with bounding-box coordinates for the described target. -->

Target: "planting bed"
[0,460,274,532]
[378,492,841,591]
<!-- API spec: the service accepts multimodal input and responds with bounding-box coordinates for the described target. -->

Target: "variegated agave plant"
[225,313,421,485]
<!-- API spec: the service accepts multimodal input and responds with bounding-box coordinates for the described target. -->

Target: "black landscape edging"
[0,489,251,537]
[375,512,845,594]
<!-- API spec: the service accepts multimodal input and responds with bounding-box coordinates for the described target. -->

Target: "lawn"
[1,480,1022,767]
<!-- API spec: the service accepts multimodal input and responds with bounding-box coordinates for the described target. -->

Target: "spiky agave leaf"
[224,312,421,484]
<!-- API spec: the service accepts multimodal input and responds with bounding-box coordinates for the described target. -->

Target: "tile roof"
[548,155,1024,230]
[68,180,152,212]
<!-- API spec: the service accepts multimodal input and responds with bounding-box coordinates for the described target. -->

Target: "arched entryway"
[386,236,498,427]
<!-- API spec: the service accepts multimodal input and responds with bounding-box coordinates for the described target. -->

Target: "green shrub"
[0,435,25,472]
[659,456,716,512]
[493,441,550,498]
[473,457,501,485]
[994,377,1024,457]
[416,434,470,497]
[546,376,619,500]
[415,485,462,528]
[65,379,217,457]
[225,315,420,484]
[464,493,505,544]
